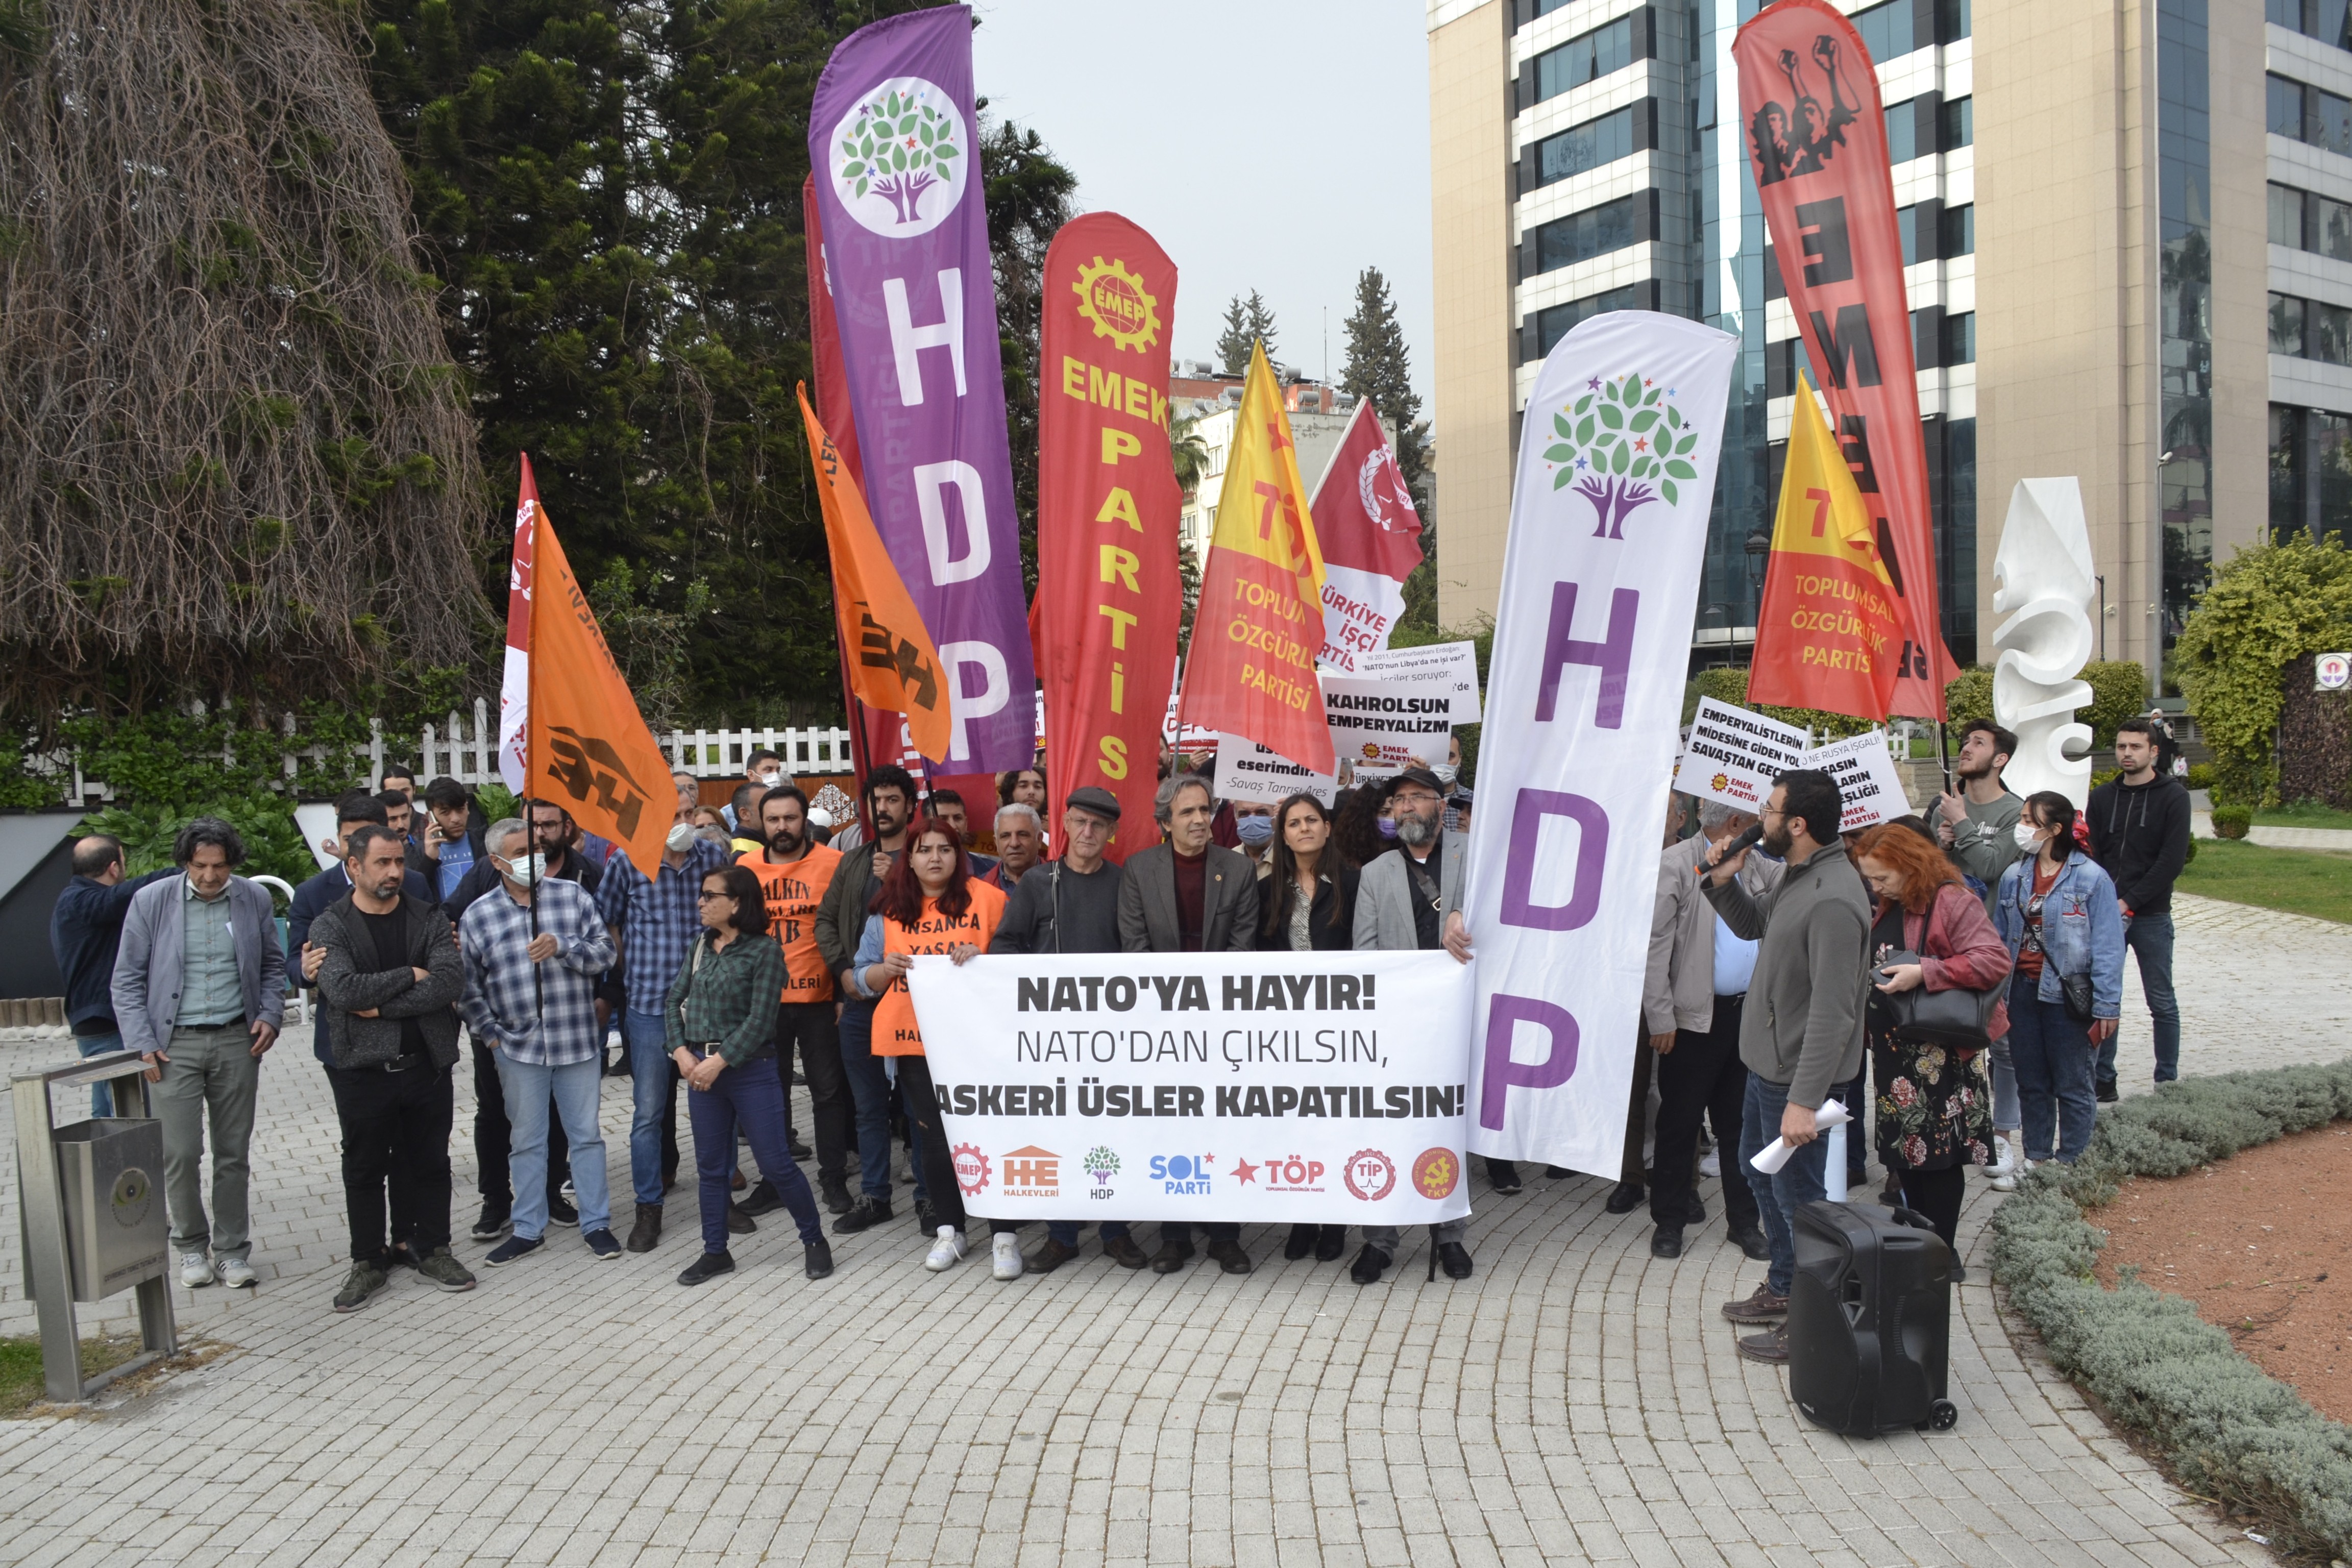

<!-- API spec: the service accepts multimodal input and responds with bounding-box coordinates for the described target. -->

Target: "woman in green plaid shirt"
[666,864,833,1285]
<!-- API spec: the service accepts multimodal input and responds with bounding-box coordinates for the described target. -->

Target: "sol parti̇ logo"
[829,79,967,238]
[951,1142,991,1197]
[1343,1148,1396,1203]
[1072,256,1160,354]
[1411,1147,1461,1200]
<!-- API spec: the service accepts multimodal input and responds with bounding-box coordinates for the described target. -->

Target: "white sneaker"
[925,1226,967,1271]
[216,1256,258,1289]
[178,1252,215,1288]
[1984,1131,2021,1178]
[1699,1150,1722,1179]
[991,1232,1024,1281]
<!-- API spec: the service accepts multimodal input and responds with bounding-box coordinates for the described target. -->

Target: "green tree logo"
[832,79,965,236]
[1541,372,1700,538]
[1083,1146,1119,1184]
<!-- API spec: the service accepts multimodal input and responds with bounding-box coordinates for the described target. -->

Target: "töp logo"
[1148,1153,1215,1195]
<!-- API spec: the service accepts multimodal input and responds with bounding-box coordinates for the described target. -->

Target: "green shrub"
[1990,1062,2352,1561]
[2173,535,2352,807]
[1939,660,2143,745]
[2210,803,2253,840]
[2185,762,2216,791]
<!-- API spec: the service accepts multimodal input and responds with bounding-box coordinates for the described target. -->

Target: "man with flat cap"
[988,787,1146,1273]
[1351,765,1478,1283]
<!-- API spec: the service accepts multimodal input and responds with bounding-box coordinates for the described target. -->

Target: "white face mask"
[499,850,546,887]
[2013,823,2042,852]
[1431,763,1459,788]
[666,822,696,853]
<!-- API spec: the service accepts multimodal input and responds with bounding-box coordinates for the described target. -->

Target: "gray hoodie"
[1700,840,1870,1109]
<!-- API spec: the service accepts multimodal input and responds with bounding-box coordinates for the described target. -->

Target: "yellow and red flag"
[798,384,953,765]
[1177,340,1334,774]
[1747,372,1903,721]
[515,472,677,874]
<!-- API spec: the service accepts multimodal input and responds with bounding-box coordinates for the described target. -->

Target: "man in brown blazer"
[1116,772,1259,1274]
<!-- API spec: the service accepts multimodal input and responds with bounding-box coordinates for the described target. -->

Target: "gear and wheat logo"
[829,79,967,238]
[1541,372,1700,540]
[1072,256,1160,353]
[951,1142,991,1197]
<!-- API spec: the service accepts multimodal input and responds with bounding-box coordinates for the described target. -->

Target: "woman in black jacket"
[1256,792,1358,1262]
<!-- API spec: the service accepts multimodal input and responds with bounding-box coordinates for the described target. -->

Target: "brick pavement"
[0,891,2338,1566]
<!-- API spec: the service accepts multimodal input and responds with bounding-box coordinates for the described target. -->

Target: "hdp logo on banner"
[827,80,967,236]
[1463,313,1739,1176]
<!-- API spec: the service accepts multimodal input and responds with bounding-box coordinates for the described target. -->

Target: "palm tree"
[1169,414,1210,498]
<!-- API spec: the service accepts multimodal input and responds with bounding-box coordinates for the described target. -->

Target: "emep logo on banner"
[1463,312,1739,1174]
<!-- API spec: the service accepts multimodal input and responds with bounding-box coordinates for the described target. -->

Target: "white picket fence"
[37,698,857,806]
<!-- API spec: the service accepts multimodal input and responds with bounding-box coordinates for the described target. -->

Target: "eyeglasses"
[695,890,733,903]
[1391,790,1440,806]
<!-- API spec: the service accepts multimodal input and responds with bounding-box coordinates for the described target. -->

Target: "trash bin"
[52,1116,169,1303]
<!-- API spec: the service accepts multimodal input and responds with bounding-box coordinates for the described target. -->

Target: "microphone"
[1698,821,1766,876]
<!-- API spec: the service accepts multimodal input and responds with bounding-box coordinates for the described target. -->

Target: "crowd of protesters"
[46,715,2187,1331]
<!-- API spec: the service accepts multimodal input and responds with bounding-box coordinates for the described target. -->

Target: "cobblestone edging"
[1990,1062,2352,1562]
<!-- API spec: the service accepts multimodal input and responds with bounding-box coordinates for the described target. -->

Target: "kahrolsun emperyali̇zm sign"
[906,950,1474,1226]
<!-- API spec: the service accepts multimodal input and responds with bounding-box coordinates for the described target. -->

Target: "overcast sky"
[968,0,1434,408]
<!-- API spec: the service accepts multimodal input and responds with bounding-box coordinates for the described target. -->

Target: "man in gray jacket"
[1352,767,1478,1283]
[309,825,474,1311]
[1118,772,1258,1275]
[1699,768,1869,1364]
[1644,799,1779,1263]
[111,817,287,1291]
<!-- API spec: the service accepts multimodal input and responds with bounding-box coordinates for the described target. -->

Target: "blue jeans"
[622,1010,682,1207]
[77,1030,125,1118]
[1739,1072,1829,1298]
[2098,912,2179,1085]
[493,1054,610,1240]
[686,1054,824,1253]
[838,1002,893,1200]
[2009,975,2098,1163]
[1832,1071,1868,1187]
[1988,1035,2020,1131]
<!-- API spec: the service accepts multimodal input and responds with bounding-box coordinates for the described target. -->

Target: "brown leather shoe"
[1104,1235,1149,1268]
[625,1204,662,1254]
[1149,1238,1194,1274]
[1735,1324,1791,1363]
[1206,1236,1253,1275]
[1720,1282,1788,1324]
[1025,1237,1080,1274]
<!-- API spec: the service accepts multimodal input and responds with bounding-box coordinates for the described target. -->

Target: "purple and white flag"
[810,6,1035,771]
[1463,312,1738,1174]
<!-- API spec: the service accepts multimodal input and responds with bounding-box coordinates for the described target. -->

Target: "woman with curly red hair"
[1849,821,2013,1266]
[845,815,1006,1272]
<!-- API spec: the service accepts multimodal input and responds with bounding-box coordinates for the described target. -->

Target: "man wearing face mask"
[596,812,730,1249]
[1436,732,1466,832]
[1351,767,1479,1283]
[436,798,599,1240]
[723,750,791,831]
[1231,801,1276,868]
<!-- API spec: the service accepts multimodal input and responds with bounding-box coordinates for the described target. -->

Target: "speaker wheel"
[1922,1399,1959,1432]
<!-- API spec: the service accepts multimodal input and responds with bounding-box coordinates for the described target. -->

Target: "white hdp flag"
[1464,312,1739,1173]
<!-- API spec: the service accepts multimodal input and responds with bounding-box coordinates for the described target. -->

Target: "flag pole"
[525,464,543,1023]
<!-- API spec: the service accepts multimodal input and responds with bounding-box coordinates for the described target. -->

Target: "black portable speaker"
[1785,1200,1958,1436]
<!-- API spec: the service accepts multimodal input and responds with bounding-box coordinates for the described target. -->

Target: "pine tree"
[1340,266,1437,629]
[1216,288,1278,374]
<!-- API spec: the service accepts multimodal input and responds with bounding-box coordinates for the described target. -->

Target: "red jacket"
[1880,879,2014,1041]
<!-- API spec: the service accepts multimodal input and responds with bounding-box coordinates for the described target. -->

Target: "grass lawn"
[2177,840,2352,924]
[0,1334,140,1417]
[2253,801,2352,832]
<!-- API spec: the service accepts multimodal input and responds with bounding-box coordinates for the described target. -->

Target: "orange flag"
[1178,341,1334,774]
[522,490,678,875]
[798,385,953,764]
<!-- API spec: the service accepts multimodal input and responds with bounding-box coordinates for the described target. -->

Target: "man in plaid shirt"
[459,819,621,1265]
[597,824,730,1251]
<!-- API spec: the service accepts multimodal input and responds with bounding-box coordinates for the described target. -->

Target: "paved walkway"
[1,892,2344,1567]
[2189,811,2352,851]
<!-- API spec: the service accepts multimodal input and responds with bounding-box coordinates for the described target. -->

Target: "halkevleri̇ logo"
[1002,1146,1060,1198]
[1072,256,1160,354]
[1411,1147,1461,1200]
[1343,1148,1396,1202]
[828,79,967,238]
[952,1142,991,1197]
[1148,1153,1214,1195]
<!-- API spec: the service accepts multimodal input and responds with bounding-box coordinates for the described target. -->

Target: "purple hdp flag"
[809,4,1035,773]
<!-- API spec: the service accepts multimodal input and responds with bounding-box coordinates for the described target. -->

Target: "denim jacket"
[1993,849,2125,1019]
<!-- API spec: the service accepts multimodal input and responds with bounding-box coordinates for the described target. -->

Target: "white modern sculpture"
[1991,478,2096,807]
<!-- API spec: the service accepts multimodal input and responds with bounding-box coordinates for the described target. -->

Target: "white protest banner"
[1323,672,1456,781]
[907,950,1475,1226]
[1674,696,1810,811]
[1351,640,1484,723]
[1801,729,1912,830]
[1213,732,1336,806]
[1462,312,1738,1174]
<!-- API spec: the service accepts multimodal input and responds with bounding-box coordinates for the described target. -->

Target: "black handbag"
[1873,950,2001,1049]
[2059,970,2096,1026]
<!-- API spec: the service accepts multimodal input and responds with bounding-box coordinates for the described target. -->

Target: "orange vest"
[742,845,843,1002]
[872,878,1006,1056]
